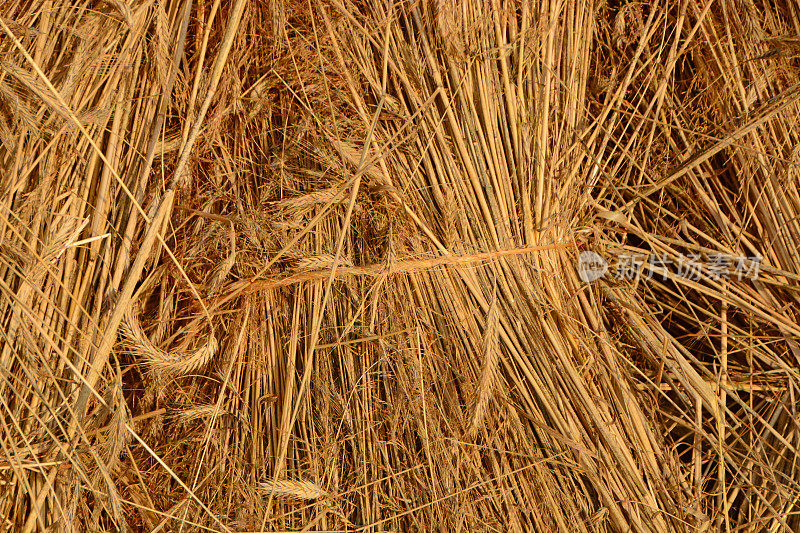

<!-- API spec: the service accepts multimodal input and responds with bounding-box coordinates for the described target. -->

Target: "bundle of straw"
[1,0,799,531]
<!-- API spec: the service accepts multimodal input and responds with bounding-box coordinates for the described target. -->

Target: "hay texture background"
[2,0,800,531]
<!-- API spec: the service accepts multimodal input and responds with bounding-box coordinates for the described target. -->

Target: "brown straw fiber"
[2,1,800,531]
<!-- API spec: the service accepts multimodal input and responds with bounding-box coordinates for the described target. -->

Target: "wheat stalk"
[258,479,328,501]
[120,309,218,376]
[468,291,500,438]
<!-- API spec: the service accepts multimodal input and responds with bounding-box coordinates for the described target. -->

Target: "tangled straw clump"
[2,0,800,531]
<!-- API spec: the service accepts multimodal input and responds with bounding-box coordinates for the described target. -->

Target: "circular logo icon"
[578,250,608,283]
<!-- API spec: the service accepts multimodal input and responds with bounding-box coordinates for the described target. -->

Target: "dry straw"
[2,0,800,531]
[258,479,329,501]
[120,308,218,376]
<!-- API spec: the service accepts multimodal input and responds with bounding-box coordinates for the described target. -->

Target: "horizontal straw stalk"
[1,0,800,531]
